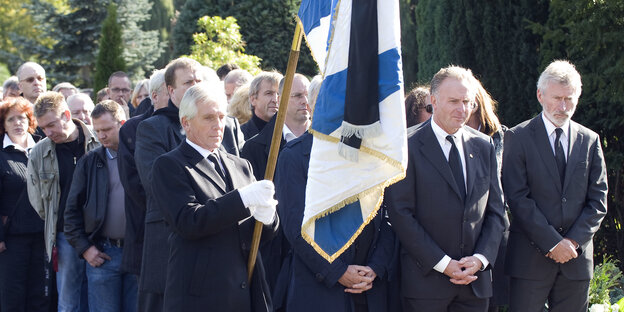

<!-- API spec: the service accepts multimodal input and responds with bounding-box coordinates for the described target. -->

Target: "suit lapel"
[563,121,584,190]
[462,132,479,204]
[419,124,463,200]
[531,116,563,190]
[181,142,227,193]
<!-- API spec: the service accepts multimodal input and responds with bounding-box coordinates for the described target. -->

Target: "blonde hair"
[472,79,501,136]
[131,79,150,108]
[227,83,251,124]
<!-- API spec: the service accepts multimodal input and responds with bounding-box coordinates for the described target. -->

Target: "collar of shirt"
[3,133,36,152]
[282,124,297,142]
[541,112,569,159]
[430,119,468,184]
[186,138,224,171]
[105,148,118,160]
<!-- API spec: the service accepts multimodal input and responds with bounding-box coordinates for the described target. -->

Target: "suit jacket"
[503,114,608,280]
[276,132,397,312]
[151,141,277,312]
[117,107,153,274]
[222,116,246,157]
[387,123,505,300]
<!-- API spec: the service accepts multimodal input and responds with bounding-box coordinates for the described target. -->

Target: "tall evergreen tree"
[94,3,126,94]
[400,0,419,88]
[118,0,166,82]
[147,0,174,68]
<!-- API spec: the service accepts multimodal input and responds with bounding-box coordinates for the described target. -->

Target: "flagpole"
[247,21,304,283]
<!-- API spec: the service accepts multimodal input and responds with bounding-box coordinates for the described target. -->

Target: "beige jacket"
[27,119,99,260]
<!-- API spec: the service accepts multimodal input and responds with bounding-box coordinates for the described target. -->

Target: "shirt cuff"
[549,241,560,252]
[473,253,489,271]
[433,255,451,273]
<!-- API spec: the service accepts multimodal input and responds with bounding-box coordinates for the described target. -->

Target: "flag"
[298,0,407,262]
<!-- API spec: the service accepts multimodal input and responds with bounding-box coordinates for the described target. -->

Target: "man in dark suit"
[387,66,505,311]
[118,68,168,277]
[240,71,283,140]
[134,58,246,312]
[241,73,311,298]
[276,131,397,312]
[150,81,278,312]
[503,60,608,312]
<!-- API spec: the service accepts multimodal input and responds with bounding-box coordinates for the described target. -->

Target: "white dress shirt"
[430,120,489,273]
[542,113,569,161]
[186,138,224,173]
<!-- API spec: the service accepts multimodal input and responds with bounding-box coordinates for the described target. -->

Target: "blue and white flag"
[298,0,407,262]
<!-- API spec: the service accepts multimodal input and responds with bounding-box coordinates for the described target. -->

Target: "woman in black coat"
[0,97,48,311]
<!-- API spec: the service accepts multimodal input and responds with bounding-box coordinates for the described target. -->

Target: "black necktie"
[207,153,226,181]
[446,135,466,202]
[554,128,566,185]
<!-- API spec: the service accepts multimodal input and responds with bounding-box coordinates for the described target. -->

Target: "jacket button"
[530,241,535,246]
[240,282,247,289]
[241,243,247,250]
[315,273,323,282]
[557,227,563,233]
[562,198,567,203]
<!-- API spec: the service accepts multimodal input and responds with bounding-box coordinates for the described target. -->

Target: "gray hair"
[67,93,95,109]
[3,76,18,91]
[149,69,166,100]
[249,71,283,99]
[537,60,582,97]
[430,65,476,98]
[199,66,220,85]
[224,69,253,87]
[179,82,227,123]
[52,82,78,93]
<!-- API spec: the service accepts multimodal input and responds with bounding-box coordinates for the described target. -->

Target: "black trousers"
[0,233,50,312]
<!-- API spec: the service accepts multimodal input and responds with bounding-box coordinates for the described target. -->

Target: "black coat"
[135,100,185,294]
[0,137,43,240]
[241,115,286,293]
[135,101,247,293]
[117,107,153,274]
[276,132,397,312]
[64,147,112,256]
[151,141,277,312]
[241,115,263,141]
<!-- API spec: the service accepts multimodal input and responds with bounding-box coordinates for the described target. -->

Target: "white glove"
[251,204,277,225]
[239,180,276,209]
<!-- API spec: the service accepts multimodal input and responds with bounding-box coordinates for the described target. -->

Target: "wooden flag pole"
[247,21,304,283]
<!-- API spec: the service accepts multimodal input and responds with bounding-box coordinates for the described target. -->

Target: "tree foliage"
[413,0,548,127]
[118,0,166,81]
[94,3,126,93]
[146,0,174,69]
[185,16,261,75]
[171,0,317,76]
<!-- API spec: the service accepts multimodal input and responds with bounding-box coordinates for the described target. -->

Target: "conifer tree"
[94,3,126,94]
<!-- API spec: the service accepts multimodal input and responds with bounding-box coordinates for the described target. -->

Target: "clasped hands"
[338,265,377,294]
[443,256,482,285]
[547,238,578,264]
[239,180,278,225]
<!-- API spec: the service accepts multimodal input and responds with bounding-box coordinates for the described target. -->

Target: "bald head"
[17,62,47,103]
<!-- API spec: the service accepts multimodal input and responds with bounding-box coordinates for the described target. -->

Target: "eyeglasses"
[20,76,45,83]
[110,88,131,94]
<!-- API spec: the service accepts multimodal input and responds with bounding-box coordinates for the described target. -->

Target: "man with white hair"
[17,62,47,104]
[117,68,168,278]
[53,82,79,99]
[503,60,608,312]
[150,82,277,311]
[224,69,253,103]
[67,93,95,126]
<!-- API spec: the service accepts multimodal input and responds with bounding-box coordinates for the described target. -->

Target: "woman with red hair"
[0,97,49,311]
